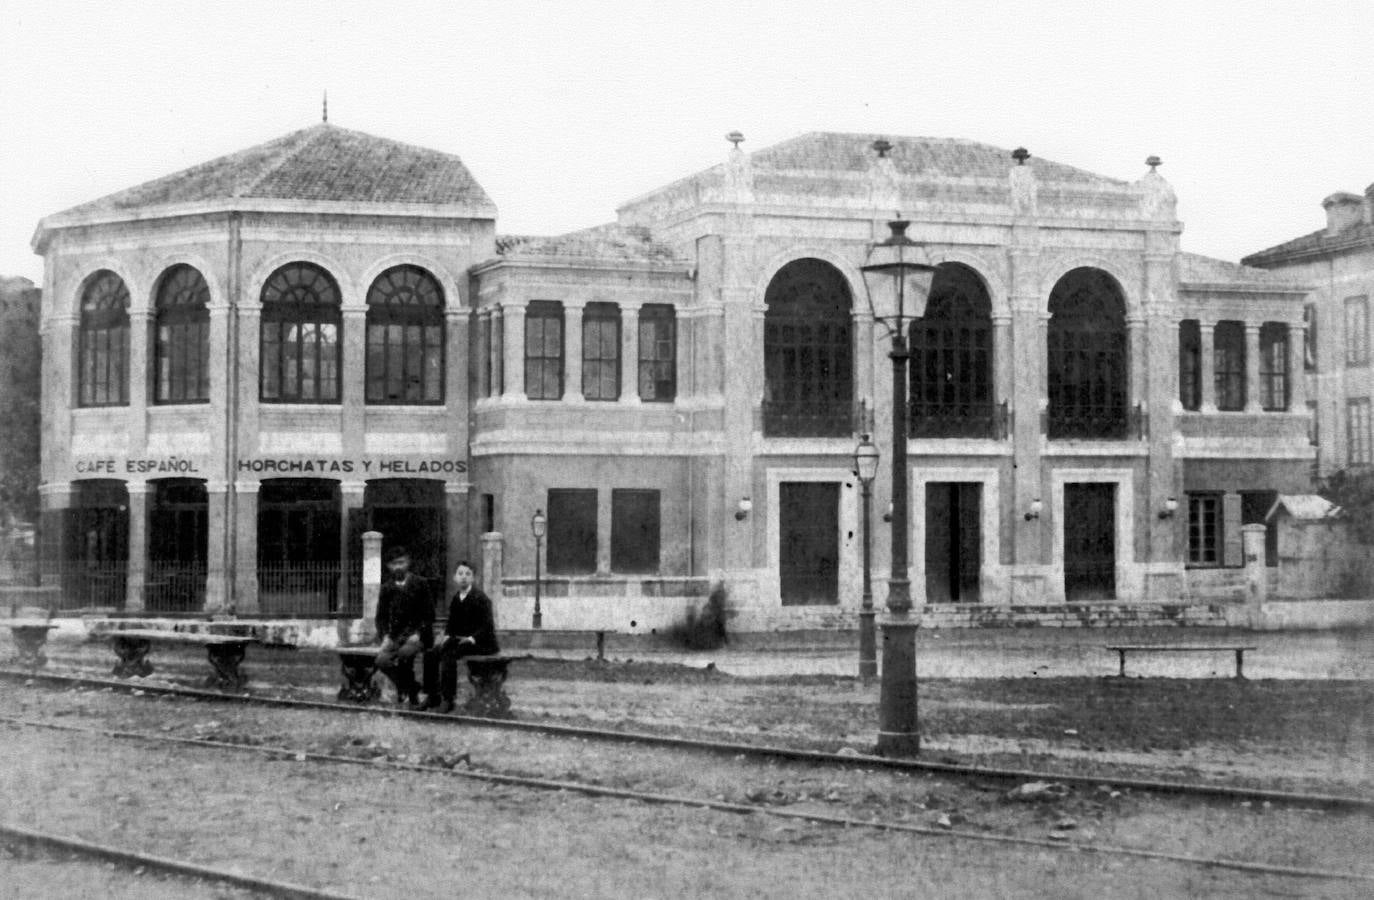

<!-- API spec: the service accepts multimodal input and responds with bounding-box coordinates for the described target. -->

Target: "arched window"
[909,263,997,438]
[763,259,853,437]
[260,263,341,402]
[153,265,210,404]
[1047,268,1128,439]
[365,265,445,404]
[78,270,130,407]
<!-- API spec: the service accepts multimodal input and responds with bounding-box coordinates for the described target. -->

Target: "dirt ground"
[1,634,1372,898]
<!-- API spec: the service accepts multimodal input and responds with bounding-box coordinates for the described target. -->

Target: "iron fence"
[256,562,359,617]
[144,563,207,614]
[910,399,1007,439]
[761,399,857,438]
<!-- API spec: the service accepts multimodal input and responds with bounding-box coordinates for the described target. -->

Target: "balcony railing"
[257,562,353,617]
[910,400,1007,440]
[761,399,856,438]
[1046,403,1142,440]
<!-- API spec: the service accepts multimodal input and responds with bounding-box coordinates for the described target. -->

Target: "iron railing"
[909,399,1007,439]
[1046,403,1142,440]
[256,562,349,616]
[144,563,207,613]
[29,562,129,612]
[761,399,856,438]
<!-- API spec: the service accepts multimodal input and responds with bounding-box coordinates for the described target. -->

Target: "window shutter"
[1222,492,1243,567]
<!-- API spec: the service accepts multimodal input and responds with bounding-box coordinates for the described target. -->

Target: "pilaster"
[1287,322,1306,410]
[232,481,259,613]
[564,301,585,402]
[445,309,469,453]
[620,303,641,403]
[1199,321,1217,412]
[124,482,150,612]
[445,480,470,582]
[341,305,367,457]
[1244,323,1262,413]
[128,309,151,451]
[205,481,229,612]
[501,301,526,401]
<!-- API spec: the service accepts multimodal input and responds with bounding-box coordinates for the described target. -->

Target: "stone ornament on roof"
[1138,155,1176,221]
[1008,148,1037,216]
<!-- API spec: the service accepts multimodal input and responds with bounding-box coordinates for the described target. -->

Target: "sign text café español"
[73,456,469,477]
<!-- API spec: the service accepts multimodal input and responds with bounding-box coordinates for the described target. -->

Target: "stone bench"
[103,629,255,690]
[1106,644,1258,679]
[335,646,383,703]
[4,620,58,669]
[458,654,525,718]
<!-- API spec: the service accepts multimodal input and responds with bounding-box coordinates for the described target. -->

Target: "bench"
[103,629,255,690]
[5,620,58,669]
[335,646,383,703]
[1106,644,1258,679]
[522,629,615,662]
[459,654,524,718]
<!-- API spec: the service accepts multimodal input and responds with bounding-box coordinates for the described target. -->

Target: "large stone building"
[1242,185,1374,480]
[32,124,1314,630]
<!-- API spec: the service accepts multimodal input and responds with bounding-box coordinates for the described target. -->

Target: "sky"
[1,0,1370,283]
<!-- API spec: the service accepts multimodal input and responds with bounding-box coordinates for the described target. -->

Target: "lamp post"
[860,215,937,756]
[531,509,547,629]
[853,433,880,680]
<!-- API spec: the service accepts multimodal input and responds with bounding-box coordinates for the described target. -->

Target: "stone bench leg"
[110,636,154,678]
[1235,649,1245,680]
[206,643,247,691]
[12,628,51,669]
[462,663,512,718]
[338,657,381,702]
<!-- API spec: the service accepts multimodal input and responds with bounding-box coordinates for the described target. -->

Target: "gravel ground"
[2,687,1371,899]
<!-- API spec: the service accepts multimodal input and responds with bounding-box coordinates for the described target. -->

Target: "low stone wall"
[729,601,1235,632]
[1251,599,1374,630]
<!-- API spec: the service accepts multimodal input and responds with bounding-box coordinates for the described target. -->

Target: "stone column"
[1199,321,1217,412]
[445,481,469,581]
[1244,323,1262,412]
[341,305,367,457]
[564,302,585,402]
[489,308,504,397]
[620,303,641,403]
[128,310,151,449]
[501,302,525,400]
[475,310,491,398]
[855,310,875,429]
[992,315,1012,436]
[1287,322,1305,410]
[360,530,382,641]
[481,532,504,600]
[124,482,149,612]
[233,482,259,614]
[1011,309,1046,566]
[339,482,365,604]
[236,305,262,468]
[204,481,229,613]
[1242,523,1268,627]
[1127,317,1146,410]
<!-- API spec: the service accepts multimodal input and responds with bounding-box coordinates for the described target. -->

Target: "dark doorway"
[779,482,839,605]
[257,479,341,614]
[363,480,446,581]
[147,479,208,612]
[1063,483,1116,601]
[924,482,982,603]
[65,480,129,608]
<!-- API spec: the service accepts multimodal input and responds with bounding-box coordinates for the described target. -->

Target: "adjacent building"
[32,125,1315,630]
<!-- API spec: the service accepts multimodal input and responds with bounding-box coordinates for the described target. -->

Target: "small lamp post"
[531,509,547,629]
[860,214,937,756]
[853,433,880,680]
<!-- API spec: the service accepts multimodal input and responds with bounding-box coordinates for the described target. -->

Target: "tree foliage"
[1318,468,1374,544]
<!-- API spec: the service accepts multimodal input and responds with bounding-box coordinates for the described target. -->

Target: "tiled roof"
[495,223,684,264]
[1241,221,1374,266]
[1178,252,1308,289]
[48,124,493,220]
[1266,494,1342,522]
[750,132,1126,185]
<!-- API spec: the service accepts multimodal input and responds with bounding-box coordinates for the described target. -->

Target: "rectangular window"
[1303,303,1317,371]
[547,488,597,575]
[582,303,621,401]
[611,489,661,574]
[1346,296,1369,367]
[524,301,564,400]
[478,314,492,398]
[1187,493,1222,565]
[1213,321,1246,411]
[1349,398,1372,466]
[1178,319,1201,411]
[1259,322,1289,411]
[1308,400,1319,447]
[480,494,495,534]
[638,304,677,402]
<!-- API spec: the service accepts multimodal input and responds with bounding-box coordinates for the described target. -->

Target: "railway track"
[2,712,1371,887]
[3,665,1370,813]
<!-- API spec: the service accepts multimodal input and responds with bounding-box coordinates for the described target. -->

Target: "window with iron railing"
[365,265,445,405]
[260,263,342,403]
[763,259,853,437]
[153,265,210,404]
[908,262,999,438]
[78,270,130,407]
[1047,268,1129,439]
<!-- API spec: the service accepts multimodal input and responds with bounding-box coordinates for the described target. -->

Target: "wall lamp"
[735,496,753,521]
[1158,496,1179,519]
[1024,498,1043,521]
[882,501,893,524]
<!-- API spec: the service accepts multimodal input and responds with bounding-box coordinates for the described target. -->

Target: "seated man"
[435,561,498,713]
[373,546,435,708]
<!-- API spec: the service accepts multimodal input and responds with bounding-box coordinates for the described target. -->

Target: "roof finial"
[726,130,744,148]
[1146,155,1161,172]
[1012,147,1030,166]
[322,90,328,124]
[872,139,893,159]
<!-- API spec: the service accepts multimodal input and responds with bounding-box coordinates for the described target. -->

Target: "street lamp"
[531,509,547,629]
[860,213,937,756]
[853,433,880,680]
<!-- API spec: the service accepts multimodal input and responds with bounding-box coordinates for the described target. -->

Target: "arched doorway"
[1047,268,1128,439]
[762,259,853,437]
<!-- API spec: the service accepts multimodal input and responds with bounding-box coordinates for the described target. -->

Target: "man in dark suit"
[373,546,434,708]
[435,560,498,713]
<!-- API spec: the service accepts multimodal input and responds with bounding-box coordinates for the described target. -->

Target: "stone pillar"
[445,481,469,581]
[1287,322,1305,410]
[1199,321,1217,412]
[564,302,585,402]
[620,303,641,403]
[233,482,259,614]
[855,310,875,428]
[992,315,1012,434]
[341,306,367,457]
[1011,309,1046,565]
[360,530,382,641]
[501,302,525,400]
[204,482,229,613]
[1127,317,1146,409]
[339,482,365,603]
[480,531,504,599]
[1242,523,1268,627]
[236,305,262,469]
[128,310,151,449]
[125,482,149,612]
[1244,323,1262,413]
[489,308,504,397]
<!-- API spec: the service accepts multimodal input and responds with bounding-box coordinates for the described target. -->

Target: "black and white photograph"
[1,1,1371,897]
